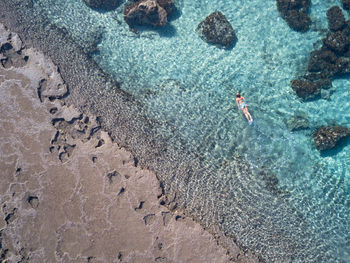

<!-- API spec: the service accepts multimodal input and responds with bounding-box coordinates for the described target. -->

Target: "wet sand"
[0,24,257,262]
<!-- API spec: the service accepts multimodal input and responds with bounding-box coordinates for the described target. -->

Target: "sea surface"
[16,0,350,262]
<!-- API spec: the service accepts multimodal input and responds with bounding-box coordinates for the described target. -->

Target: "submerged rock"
[334,56,350,75]
[84,0,121,10]
[285,10,311,32]
[341,0,350,11]
[276,0,311,32]
[259,170,289,196]
[291,79,321,100]
[323,31,348,54]
[123,0,175,27]
[196,11,236,48]
[327,6,346,31]
[291,77,332,100]
[307,49,337,73]
[313,126,350,151]
[307,47,350,78]
[287,112,309,131]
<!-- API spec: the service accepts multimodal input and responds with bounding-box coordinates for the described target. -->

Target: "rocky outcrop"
[276,0,311,32]
[196,12,236,48]
[307,48,337,74]
[313,126,350,151]
[327,6,346,31]
[83,0,121,10]
[323,31,348,54]
[123,0,175,27]
[290,78,331,100]
[0,41,28,68]
[291,6,350,99]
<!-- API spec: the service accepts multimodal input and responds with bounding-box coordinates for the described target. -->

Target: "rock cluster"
[196,12,236,48]
[290,78,331,100]
[291,6,350,100]
[313,126,350,151]
[0,38,28,68]
[123,0,175,27]
[83,0,121,10]
[276,0,311,32]
[327,6,346,31]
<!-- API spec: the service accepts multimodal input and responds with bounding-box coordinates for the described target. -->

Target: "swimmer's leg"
[245,110,253,123]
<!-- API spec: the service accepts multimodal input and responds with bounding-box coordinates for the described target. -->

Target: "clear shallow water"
[31,0,350,261]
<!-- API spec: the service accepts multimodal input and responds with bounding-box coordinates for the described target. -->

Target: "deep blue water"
[31,0,350,262]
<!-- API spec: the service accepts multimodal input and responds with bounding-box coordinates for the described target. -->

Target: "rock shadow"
[320,136,350,157]
[83,0,123,13]
[131,23,178,38]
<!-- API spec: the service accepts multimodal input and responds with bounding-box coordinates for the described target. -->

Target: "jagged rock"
[0,42,27,68]
[291,79,321,100]
[285,10,311,32]
[313,126,350,151]
[123,0,175,27]
[303,14,350,87]
[341,0,350,11]
[157,0,176,14]
[323,31,348,54]
[276,0,311,32]
[84,0,120,10]
[308,49,337,73]
[327,6,346,31]
[307,47,350,77]
[196,11,236,48]
[276,0,310,14]
[334,56,350,74]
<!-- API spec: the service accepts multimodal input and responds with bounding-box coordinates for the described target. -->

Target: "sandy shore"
[0,23,258,262]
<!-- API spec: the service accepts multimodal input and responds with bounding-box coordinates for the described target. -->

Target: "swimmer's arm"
[235,99,240,110]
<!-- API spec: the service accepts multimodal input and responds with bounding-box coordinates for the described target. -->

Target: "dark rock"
[259,170,289,196]
[196,11,236,48]
[291,79,321,100]
[327,6,346,31]
[341,0,350,11]
[323,31,349,54]
[276,0,310,14]
[313,77,332,89]
[307,47,350,77]
[308,49,337,73]
[276,0,311,32]
[340,19,350,35]
[334,56,350,75]
[124,0,175,27]
[157,0,176,14]
[285,10,311,32]
[313,126,350,151]
[84,0,121,10]
[0,42,13,53]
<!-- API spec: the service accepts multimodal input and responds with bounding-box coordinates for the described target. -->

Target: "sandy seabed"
[0,23,255,263]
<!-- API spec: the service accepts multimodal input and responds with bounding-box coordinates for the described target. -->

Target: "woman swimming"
[235,93,253,123]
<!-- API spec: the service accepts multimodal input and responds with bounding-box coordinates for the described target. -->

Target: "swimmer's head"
[236,93,241,98]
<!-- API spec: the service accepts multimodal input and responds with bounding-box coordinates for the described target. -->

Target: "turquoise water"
[31,0,350,261]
